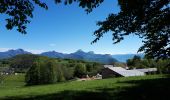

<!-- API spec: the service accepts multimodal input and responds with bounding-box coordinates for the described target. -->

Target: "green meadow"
[0,74,170,100]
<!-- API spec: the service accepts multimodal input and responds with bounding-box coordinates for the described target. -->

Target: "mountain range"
[0,49,145,63]
[0,49,31,59]
[112,54,144,62]
[0,49,117,64]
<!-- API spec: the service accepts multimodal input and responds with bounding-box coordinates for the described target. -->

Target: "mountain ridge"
[0,49,118,64]
[112,54,144,62]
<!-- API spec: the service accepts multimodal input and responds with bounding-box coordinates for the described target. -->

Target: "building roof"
[104,65,114,68]
[104,65,145,77]
[135,68,157,73]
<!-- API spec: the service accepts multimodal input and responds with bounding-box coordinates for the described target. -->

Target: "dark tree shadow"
[2,76,170,100]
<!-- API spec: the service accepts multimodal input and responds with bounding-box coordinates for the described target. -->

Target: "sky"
[0,0,143,54]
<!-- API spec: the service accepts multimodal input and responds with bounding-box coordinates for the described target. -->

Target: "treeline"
[127,56,170,74]
[0,59,10,68]
[1,54,103,85]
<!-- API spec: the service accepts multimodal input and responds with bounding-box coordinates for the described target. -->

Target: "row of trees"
[0,54,102,85]
[7,54,102,85]
[26,57,102,85]
[127,56,170,74]
[25,57,59,85]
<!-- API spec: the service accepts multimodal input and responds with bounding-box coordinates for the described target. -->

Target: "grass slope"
[0,75,170,100]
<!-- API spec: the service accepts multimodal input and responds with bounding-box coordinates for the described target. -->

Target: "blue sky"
[0,0,143,54]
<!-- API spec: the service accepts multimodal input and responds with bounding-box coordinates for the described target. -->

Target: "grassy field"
[0,74,170,100]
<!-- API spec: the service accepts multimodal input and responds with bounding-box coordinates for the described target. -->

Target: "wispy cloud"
[0,48,11,52]
[49,43,56,47]
[26,49,45,54]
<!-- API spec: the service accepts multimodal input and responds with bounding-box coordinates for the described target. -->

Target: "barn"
[135,68,157,74]
[102,65,145,79]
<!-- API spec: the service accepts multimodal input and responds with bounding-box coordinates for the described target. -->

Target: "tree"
[1,0,170,59]
[0,0,47,34]
[127,55,144,69]
[86,63,93,72]
[74,63,86,78]
[25,57,58,85]
[55,63,65,82]
[10,54,39,73]
[60,0,170,59]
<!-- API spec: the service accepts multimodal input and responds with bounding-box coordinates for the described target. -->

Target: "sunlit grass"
[0,74,169,100]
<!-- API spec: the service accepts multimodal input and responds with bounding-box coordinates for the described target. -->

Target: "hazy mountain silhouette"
[112,54,144,62]
[0,49,31,59]
[0,49,146,63]
[41,49,118,64]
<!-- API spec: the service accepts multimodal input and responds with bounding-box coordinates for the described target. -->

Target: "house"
[0,68,15,75]
[102,65,145,78]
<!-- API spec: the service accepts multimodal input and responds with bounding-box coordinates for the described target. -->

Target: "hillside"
[0,74,169,100]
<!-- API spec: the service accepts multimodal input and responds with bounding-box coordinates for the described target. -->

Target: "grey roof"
[104,65,114,68]
[106,66,145,77]
[135,68,157,73]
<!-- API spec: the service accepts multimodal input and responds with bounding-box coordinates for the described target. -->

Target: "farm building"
[102,65,145,78]
[135,68,157,74]
[0,67,15,75]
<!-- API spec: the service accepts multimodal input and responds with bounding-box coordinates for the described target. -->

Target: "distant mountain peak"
[88,51,94,54]
[0,49,118,64]
[0,49,31,59]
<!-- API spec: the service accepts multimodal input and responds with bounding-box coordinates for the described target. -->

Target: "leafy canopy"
[0,0,47,34]
[1,0,170,59]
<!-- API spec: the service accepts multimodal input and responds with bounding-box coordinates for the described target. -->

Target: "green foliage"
[86,62,103,76]
[127,56,170,73]
[0,74,25,90]
[55,0,104,13]
[0,75,3,84]
[56,0,170,59]
[0,0,48,34]
[86,63,93,72]
[55,58,103,78]
[55,63,65,82]
[0,74,169,100]
[91,0,170,59]
[1,54,103,84]
[61,64,74,80]
[0,59,10,67]
[10,54,39,73]
[74,63,86,78]
[127,55,144,69]
[112,62,127,68]
[1,0,169,59]
[25,57,58,85]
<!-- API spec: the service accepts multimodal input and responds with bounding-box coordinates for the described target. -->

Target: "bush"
[25,57,59,85]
